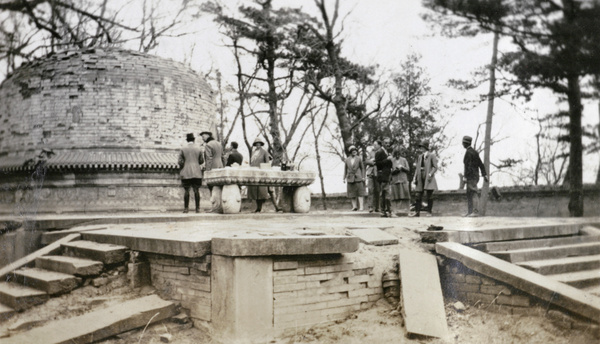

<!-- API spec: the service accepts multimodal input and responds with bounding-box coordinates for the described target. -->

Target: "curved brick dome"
[0,48,216,171]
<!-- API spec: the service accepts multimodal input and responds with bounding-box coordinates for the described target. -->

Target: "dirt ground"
[1,214,599,343]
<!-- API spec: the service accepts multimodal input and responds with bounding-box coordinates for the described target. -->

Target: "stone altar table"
[204,168,316,214]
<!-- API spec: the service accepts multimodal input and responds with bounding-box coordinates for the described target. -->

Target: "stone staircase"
[0,240,129,322]
[474,233,600,296]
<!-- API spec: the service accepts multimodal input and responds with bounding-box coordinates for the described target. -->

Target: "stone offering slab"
[204,168,315,187]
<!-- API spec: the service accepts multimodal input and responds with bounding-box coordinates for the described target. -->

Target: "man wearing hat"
[410,140,438,217]
[248,137,271,212]
[200,131,224,172]
[462,135,488,217]
[178,133,204,213]
[374,140,394,217]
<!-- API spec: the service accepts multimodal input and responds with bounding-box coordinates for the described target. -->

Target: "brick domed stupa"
[0,48,216,213]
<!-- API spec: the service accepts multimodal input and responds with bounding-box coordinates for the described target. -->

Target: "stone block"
[496,294,530,307]
[465,275,482,284]
[211,256,273,342]
[274,261,298,271]
[128,262,151,288]
[35,255,103,276]
[211,235,359,257]
[480,284,512,296]
[62,240,127,265]
[12,268,80,295]
[347,228,399,246]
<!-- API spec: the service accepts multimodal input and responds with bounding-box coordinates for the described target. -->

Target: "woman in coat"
[410,140,438,217]
[390,148,410,214]
[343,145,366,211]
[247,137,270,212]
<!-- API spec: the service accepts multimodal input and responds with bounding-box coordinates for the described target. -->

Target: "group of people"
[178,132,279,213]
[344,135,487,217]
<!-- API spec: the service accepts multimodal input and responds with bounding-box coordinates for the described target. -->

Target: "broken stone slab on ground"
[0,294,178,344]
[347,228,399,246]
[399,249,449,339]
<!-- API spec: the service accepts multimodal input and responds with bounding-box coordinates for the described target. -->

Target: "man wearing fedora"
[179,133,204,213]
[410,140,438,217]
[462,135,488,217]
[200,131,224,172]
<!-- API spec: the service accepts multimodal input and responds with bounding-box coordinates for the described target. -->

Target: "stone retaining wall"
[440,258,531,310]
[146,253,212,321]
[272,255,381,329]
[313,184,600,217]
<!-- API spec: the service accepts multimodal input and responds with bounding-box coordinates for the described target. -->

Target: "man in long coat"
[179,133,204,213]
[200,131,224,172]
[248,137,271,212]
[374,140,393,217]
[462,135,488,217]
[410,140,438,217]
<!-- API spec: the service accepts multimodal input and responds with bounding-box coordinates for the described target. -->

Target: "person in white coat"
[410,140,438,217]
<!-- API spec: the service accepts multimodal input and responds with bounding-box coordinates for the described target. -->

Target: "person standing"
[410,140,438,217]
[200,131,224,172]
[226,141,244,167]
[364,146,380,213]
[343,145,366,211]
[462,135,488,217]
[248,137,270,212]
[178,133,204,213]
[390,148,410,214]
[374,140,393,217]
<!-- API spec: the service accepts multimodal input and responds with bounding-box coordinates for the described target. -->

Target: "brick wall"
[146,253,212,321]
[0,48,215,158]
[0,170,212,214]
[441,258,531,309]
[272,255,381,329]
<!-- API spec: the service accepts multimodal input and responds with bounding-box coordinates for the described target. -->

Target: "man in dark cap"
[410,140,438,217]
[179,133,204,213]
[462,135,488,217]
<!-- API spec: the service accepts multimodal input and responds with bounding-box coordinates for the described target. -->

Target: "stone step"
[11,268,81,295]
[474,235,600,252]
[0,282,48,311]
[548,269,600,288]
[36,255,104,276]
[435,242,600,322]
[517,255,600,275]
[0,303,16,322]
[490,242,600,263]
[62,240,128,265]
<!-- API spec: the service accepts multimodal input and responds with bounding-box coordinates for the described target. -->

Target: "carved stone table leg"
[221,184,241,214]
[280,187,295,213]
[210,186,223,213]
[293,186,311,213]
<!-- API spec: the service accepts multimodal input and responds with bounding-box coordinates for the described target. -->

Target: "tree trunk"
[480,30,499,216]
[264,1,284,166]
[567,74,584,216]
[597,100,600,184]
